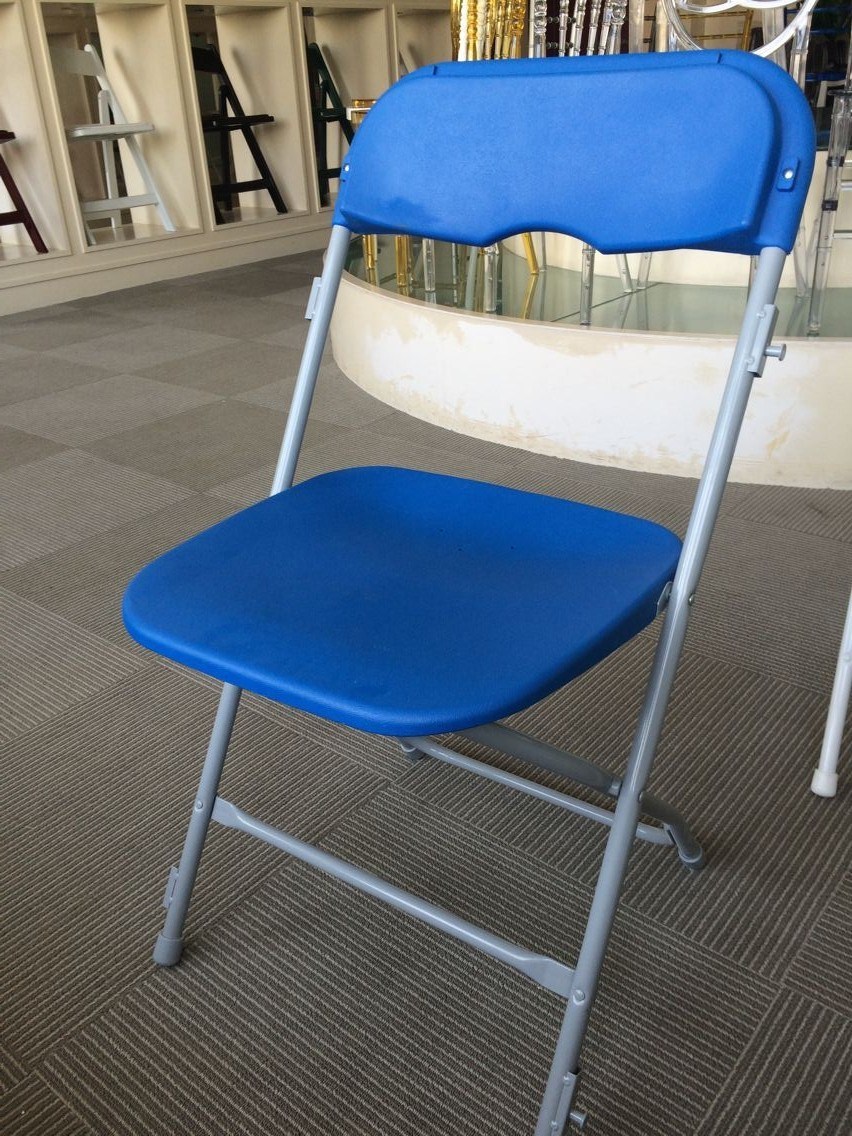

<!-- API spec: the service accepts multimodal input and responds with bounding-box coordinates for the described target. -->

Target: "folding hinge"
[551,1070,587,1133]
[305,276,322,321]
[745,303,786,376]
[162,865,179,910]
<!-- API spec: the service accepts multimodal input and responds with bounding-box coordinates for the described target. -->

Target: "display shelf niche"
[40,0,202,247]
[0,0,69,259]
[184,2,312,225]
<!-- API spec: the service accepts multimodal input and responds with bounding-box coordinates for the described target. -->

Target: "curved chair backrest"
[333,50,814,255]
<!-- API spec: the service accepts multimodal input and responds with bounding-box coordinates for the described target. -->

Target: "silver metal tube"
[580,243,595,324]
[535,247,789,1134]
[212,797,576,998]
[422,236,437,294]
[404,736,672,845]
[154,682,242,965]
[628,0,644,54]
[270,224,351,494]
[569,0,588,55]
[461,722,619,796]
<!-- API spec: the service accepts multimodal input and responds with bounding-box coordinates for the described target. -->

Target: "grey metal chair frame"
[153,229,790,1134]
[137,53,811,1134]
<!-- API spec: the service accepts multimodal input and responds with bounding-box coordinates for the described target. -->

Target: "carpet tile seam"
[694,990,852,1135]
[15,780,393,1070]
[0,1069,93,1136]
[0,660,166,757]
[692,988,795,1135]
[659,638,844,697]
[338,776,836,992]
[779,864,852,988]
[45,854,727,1131]
[36,854,772,1136]
[312,783,784,1007]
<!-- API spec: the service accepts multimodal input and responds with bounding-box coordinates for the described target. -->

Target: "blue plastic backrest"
[333,51,815,255]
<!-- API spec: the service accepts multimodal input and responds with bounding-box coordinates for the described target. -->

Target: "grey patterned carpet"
[1,253,851,1136]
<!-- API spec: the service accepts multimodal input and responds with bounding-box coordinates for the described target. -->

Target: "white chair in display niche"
[52,43,176,244]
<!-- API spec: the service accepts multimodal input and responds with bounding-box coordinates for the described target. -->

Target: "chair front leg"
[154,682,242,965]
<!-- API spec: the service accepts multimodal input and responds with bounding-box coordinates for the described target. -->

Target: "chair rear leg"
[536,582,696,1134]
[535,783,645,1135]
[154,682,242,965]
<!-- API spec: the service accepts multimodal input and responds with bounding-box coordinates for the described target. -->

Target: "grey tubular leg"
[642,789,704,867]
[270,224,352,494]
[461,723,618,796]
[155,229,353,967]
[535,248,788,1133]
[154,682,242,965]
[461,723,703,867]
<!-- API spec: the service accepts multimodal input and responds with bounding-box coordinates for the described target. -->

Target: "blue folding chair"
[124,51,814,1133]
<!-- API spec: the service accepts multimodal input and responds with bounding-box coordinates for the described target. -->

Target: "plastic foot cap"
[153,933,185,966]
[677,844,706,871]
[811,768,839,797]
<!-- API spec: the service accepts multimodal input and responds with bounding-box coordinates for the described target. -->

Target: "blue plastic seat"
[126,51,815,1136]
[124,466,681,735]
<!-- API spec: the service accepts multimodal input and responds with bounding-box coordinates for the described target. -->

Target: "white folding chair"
[124,51,814,1132]
[52,43,176,244]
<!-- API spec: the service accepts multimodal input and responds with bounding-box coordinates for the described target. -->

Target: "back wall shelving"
[0,0,451,313]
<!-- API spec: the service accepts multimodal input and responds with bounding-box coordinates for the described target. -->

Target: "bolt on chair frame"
[125,53,814,1134]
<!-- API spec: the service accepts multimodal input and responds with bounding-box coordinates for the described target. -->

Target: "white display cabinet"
[302,2,393,207]
[0,0,69,261]
[40,1,202,245]
[304,4,392,103]
[183,2,313,222]
[1,0,449,313]
[393,2,452,75]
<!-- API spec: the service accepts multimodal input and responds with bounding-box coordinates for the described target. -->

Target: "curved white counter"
[331,266,851,489]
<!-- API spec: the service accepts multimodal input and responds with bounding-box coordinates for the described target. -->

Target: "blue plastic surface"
[124,468,681,735]
[334,51,815,254]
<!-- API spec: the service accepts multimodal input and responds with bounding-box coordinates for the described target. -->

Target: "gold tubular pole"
[484,0,495,58]
[740,11,753,52]
[508,0,526,57]
[348,100,378,285]
[522,231,539,275]
[362,234,378,284]
[479,0,487,59]
[494,0,507,58]
[520,271,539,319]
[451,0,462,58]
[395,235,412,294]
[467,0,479,61]
[461,0,474,58]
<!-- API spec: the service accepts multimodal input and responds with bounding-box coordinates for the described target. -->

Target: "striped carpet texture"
[1,253,851,1135]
